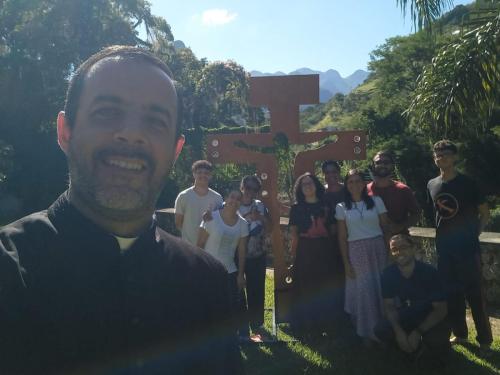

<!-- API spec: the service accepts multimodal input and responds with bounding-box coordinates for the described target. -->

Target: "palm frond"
[396,0,454,31]
[405,12,500,138]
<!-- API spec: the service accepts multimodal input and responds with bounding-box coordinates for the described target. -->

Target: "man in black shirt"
[375,234,450,365]
[322,160,344,210]
[321,160,347,332]
[427,140,492,351]
[0,46,239,374]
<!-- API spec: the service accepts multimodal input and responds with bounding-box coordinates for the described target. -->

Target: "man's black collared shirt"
[0,192,238,374]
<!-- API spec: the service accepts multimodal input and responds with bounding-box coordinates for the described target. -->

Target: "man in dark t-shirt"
[367,150,420,235]
[427,140,492,351]
[375,235,450,366]
[322,160,345,212]
[0,46,239,374]
[320,161,348,330]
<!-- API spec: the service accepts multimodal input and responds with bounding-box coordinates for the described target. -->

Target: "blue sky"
[148,0,473,77]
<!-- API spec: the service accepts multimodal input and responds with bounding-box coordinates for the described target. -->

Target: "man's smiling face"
[372,154,393,178]
[60,57,179,217]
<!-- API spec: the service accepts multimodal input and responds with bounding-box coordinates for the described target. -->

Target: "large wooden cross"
[207,75,366,323]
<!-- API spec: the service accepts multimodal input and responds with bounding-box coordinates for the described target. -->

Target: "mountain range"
[250,68,369,102]
[172,40,369,103]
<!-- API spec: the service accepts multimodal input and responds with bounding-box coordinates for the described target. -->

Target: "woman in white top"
[336,169,389,346]
[197,189,249,334]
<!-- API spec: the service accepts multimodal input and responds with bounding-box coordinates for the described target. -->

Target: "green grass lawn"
[240,275,500,375]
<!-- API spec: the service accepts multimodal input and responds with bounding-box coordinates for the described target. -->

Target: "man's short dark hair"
[390,233,415,247]
[64,45,179,135]
[191,160,213,173]
[321,160,341,173]
[433,139,458,154]
[240,175,262,191]
[373,150,395,164]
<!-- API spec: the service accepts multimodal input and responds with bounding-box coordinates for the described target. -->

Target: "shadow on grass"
[242,276,500,374]
[285,328,500,375]
[242,334,500,375]
[239,322,333,374]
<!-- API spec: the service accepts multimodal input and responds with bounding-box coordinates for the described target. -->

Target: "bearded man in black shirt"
[0,46,240,374]
[375,234,450,367]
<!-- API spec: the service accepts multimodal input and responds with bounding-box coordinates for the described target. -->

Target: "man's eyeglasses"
[374,160,392,166]
[434,151,455,159]
[324,169,340,174]
[244,185,260,192]
[301,181,315,187]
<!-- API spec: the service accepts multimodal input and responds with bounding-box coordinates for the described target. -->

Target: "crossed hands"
[395,328,421,353]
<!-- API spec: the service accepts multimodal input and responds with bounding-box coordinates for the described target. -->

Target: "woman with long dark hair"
[336,169,389,346]
[289,173,335,338]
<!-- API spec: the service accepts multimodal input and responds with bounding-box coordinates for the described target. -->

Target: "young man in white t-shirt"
[174,160,223,245]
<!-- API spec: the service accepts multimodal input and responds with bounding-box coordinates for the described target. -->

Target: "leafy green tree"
[193,61,249,130]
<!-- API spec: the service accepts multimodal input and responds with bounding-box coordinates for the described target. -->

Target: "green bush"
[486,207,500,233]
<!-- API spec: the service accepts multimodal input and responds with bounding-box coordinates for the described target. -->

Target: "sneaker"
[449,335,468,345]
[249,333,263,343]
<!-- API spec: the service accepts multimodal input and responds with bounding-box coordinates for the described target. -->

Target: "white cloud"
[201,9,237,27]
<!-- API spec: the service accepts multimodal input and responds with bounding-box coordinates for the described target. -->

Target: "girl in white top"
[197,190,249,291]
[336,169,389,346]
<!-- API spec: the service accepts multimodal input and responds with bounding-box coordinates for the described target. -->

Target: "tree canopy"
[0,0,251,223]
[301,1,500,226]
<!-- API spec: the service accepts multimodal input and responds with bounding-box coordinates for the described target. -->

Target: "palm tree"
[397,0,499,139]
[397,0,455,31]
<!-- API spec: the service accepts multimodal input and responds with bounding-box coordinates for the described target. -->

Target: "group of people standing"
[287,140,493,366]
[174,138,494,367]
[175,160,270,341]
[288,159,408,345]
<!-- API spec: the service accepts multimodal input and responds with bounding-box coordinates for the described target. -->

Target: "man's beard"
[67,144,165,218]
[373,167,392,178]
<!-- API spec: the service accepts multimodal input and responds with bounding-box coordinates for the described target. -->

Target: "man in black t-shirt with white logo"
[427,139,492,352]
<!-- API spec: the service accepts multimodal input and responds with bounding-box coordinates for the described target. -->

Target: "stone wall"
[408,227,500,307]
[156,210,500,307]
